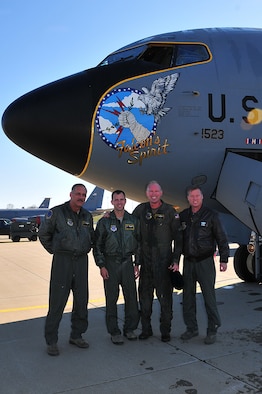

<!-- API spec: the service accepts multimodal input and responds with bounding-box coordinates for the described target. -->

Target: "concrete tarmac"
[0,236,261,394]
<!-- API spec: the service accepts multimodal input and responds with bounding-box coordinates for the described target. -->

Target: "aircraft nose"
[1,71,94,176]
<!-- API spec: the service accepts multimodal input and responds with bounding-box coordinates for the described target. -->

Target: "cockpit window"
[98,45,147,66]
[175,45,209,66]
[98,43,210,68]
[138,46,174,68]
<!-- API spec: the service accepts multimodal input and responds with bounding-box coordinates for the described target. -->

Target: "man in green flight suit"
[133,180,182,342]
[39,184,94,356]
[93,190,140,344]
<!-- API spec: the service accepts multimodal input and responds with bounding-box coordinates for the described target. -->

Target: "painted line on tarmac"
[0,282,239,314]
[0,305,49,313]
[0,295,123,314]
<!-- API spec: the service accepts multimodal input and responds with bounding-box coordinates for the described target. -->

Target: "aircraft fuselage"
[2,27,262,242]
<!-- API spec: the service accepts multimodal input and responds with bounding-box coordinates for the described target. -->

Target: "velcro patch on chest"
[125,223,135,230]
[154,214,164,220]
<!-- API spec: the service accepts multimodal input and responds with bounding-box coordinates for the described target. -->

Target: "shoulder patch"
[46,210,53,219]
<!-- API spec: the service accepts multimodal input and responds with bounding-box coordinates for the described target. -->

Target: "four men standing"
[39,182,229,355]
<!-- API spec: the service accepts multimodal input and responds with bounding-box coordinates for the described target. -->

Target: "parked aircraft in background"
[82,186,105,215]
[28,186,105,223]
[0,187,105,225]
[0,198,51,222]
[2,27,262,282]
[38,198,50,209]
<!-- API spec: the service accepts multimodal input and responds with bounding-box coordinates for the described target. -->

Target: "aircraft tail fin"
[83,187,104,212]
[39,198,51,209]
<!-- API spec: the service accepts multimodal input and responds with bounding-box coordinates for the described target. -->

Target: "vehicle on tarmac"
[0,218,12,235]
[0,217,38,242]
[10,221,38,242]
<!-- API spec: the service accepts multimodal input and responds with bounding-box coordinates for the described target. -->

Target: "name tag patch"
[125,223,134,230]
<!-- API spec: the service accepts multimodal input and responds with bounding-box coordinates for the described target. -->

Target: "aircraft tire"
[233,245,256,282]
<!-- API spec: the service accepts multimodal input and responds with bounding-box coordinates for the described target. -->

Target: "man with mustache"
[39,184,94,356]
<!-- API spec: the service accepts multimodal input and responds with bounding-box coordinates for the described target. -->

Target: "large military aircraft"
[0,198,51,221]
[2,27,262,282]
[0,187,104,223]
[82,185,105,215]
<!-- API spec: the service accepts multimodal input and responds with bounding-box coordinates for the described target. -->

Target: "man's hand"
[220,262,227,272]
[100,267,109,279]
[134,265,140,279]
[168,263,179,272]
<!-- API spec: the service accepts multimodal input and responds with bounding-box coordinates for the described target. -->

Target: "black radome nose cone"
[2,71,93,175]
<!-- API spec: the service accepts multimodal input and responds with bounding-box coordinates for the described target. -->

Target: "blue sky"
[1,0,261,210]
